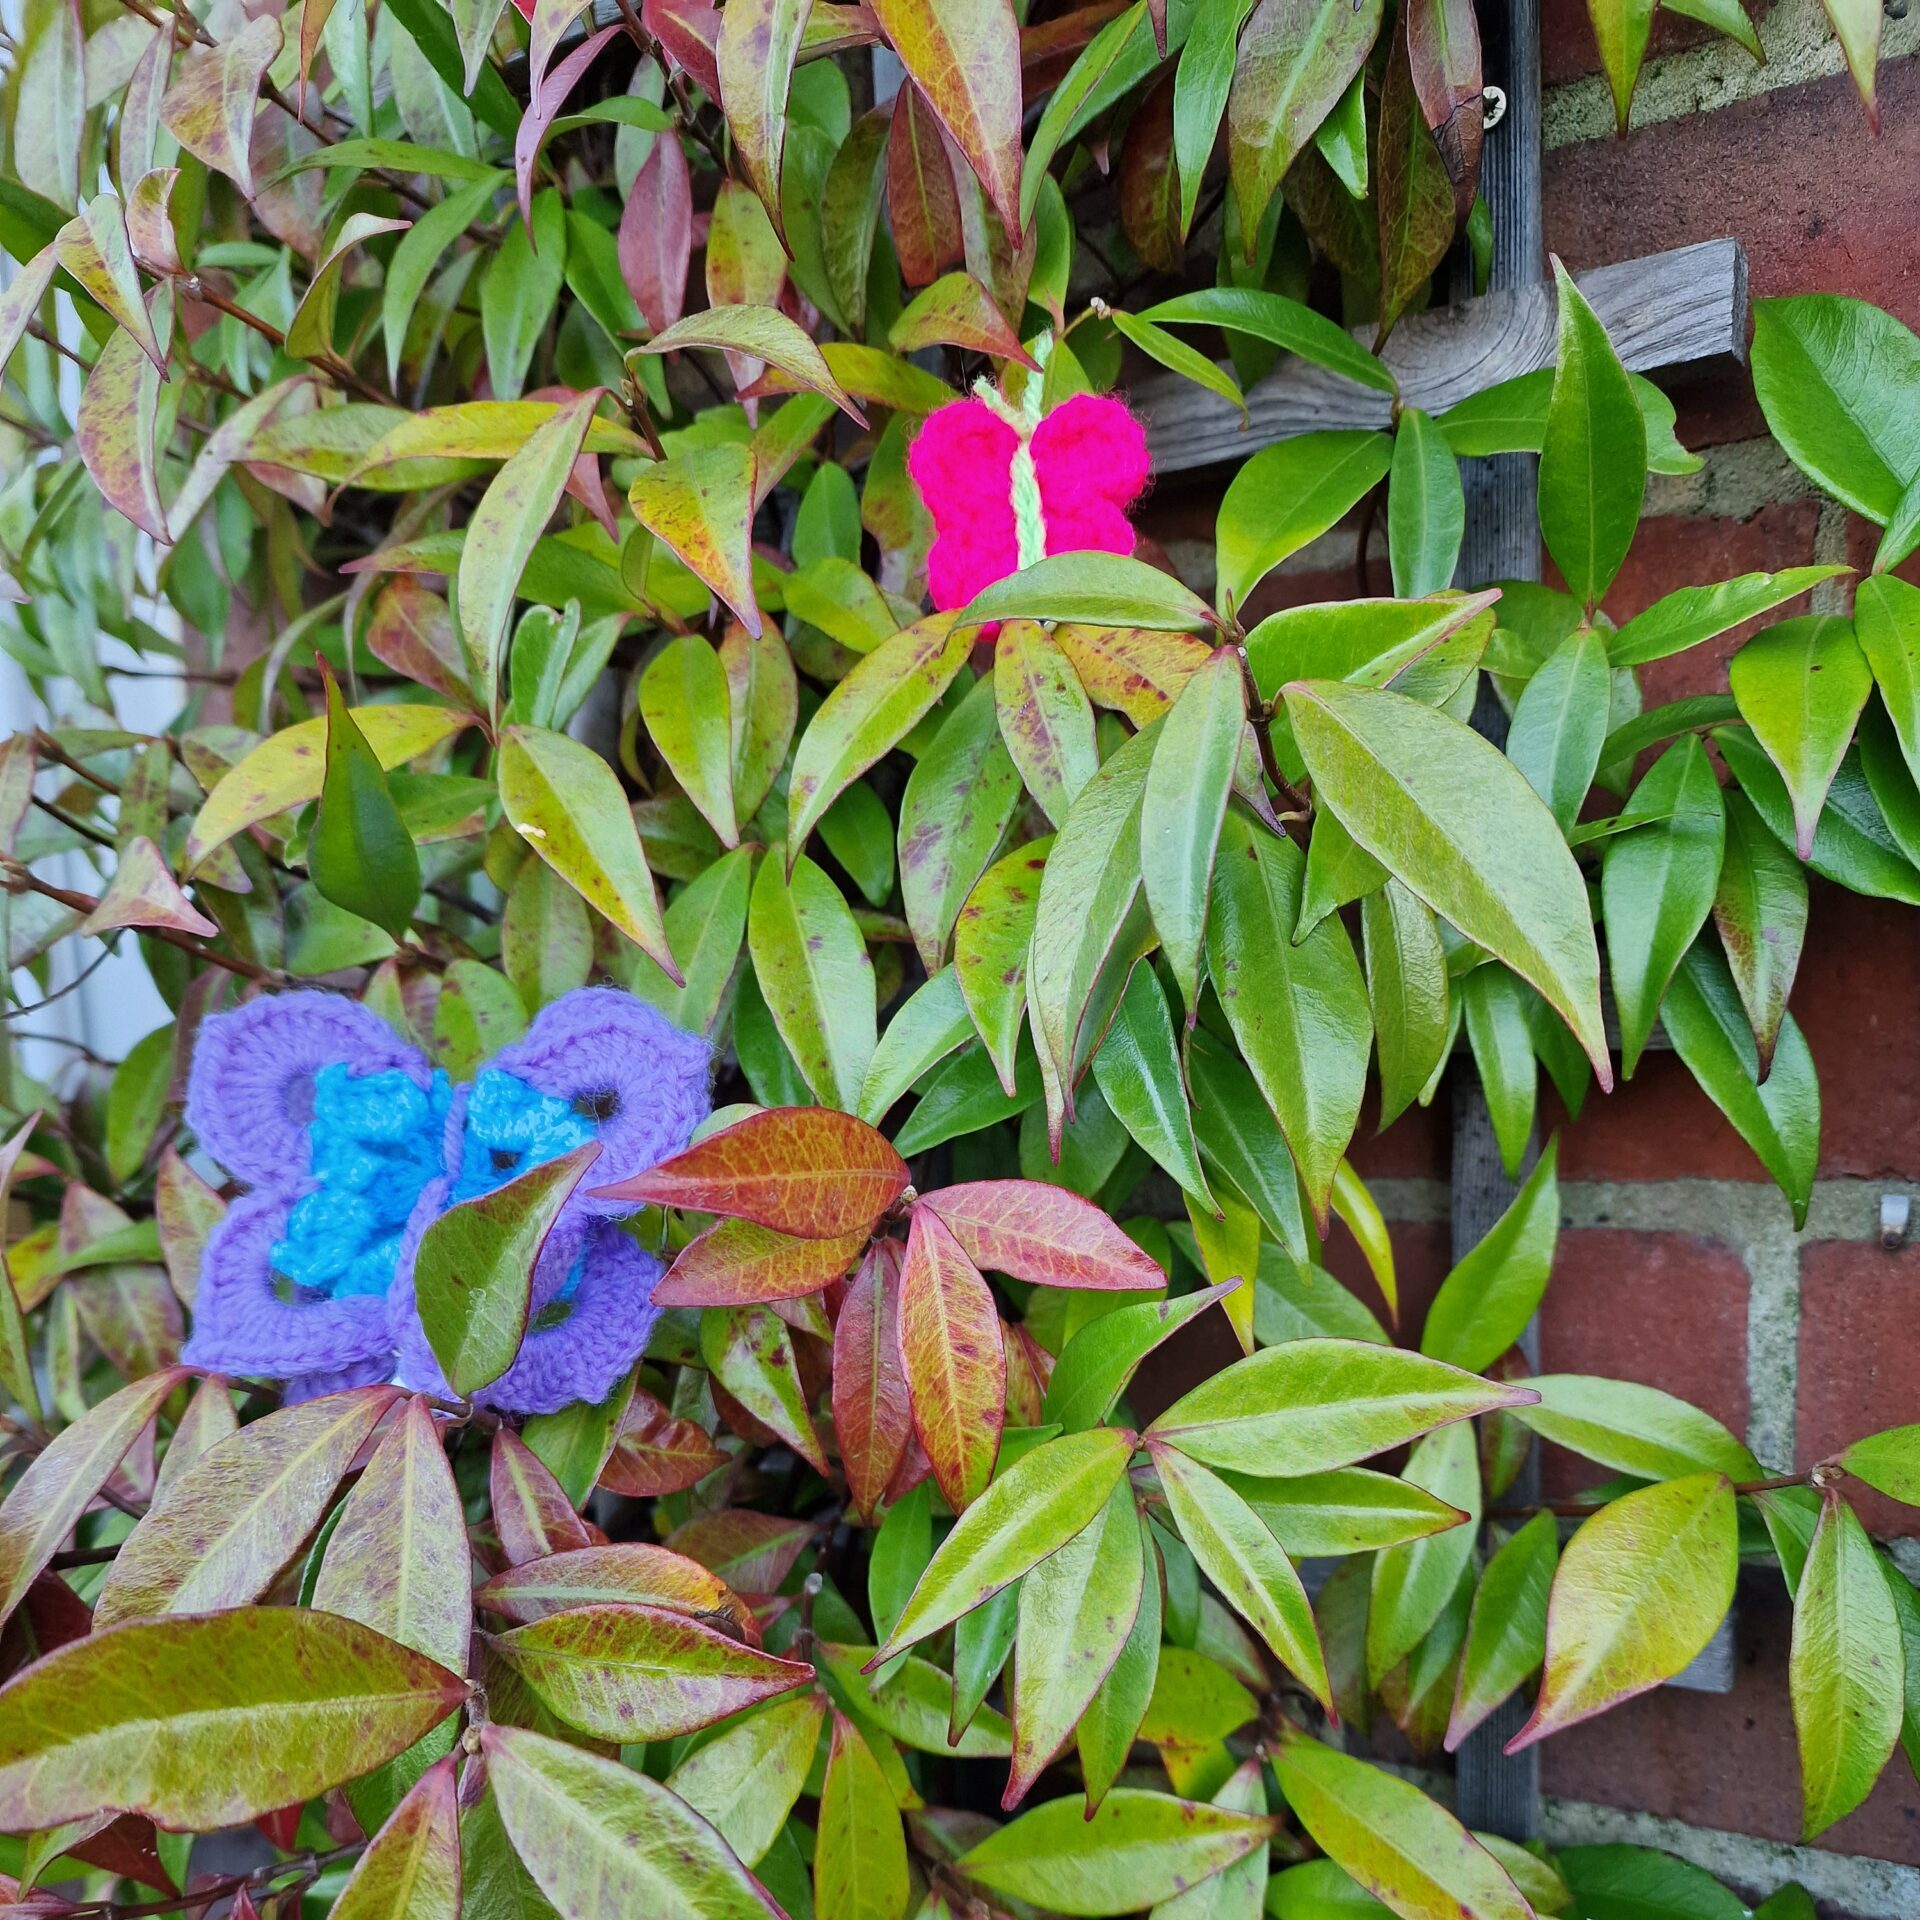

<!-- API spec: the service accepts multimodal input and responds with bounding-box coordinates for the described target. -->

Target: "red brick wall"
[1143,12,1920,1912]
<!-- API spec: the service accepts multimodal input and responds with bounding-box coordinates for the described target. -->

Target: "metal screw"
[1482,84,1509,132]
[1880,1192,1910,1250]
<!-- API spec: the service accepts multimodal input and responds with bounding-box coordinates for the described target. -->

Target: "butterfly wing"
[182,993,450,1384]
[907,398,1021,612]
[1030,392,1150,560]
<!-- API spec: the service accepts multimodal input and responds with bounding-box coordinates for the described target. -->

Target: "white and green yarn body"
[973,335,1055,571]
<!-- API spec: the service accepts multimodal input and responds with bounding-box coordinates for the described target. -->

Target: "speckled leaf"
[477,1542,748,1626]
[834,1239,913,1520]
[55,195,163,368]
[159,15,281,196]
[80,836,217,940]
[666,1690,825,1868]
[0,1609,467,1832]
[329,1757,460,1920]
[714,0,807,237]
[0,1368,186,1629]
[701,1303,830,1473]
[815,1705,910,1918]
[96,1386,399,1629]
[899,1205,1006,1511]
[76,319,170,543]
[955,838,1051,1095]
[483,1723,786,1920]
[918,1179,1165,1290]
[629,443,762,637]
[748,852,876,1110]
[494,1603,813,1741]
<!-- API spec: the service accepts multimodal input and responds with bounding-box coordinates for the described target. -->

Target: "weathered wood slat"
[1137,237,1749,476]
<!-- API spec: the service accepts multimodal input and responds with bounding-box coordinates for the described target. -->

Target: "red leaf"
[491,1429,592,1567]
[477,1542,757,1641]
[254,1804,303,1852]
[832,1239,911,1521]
[597,1390,729,1497]
[653,1220,871,1307]
[898,1207,1004,1511]
[592,1107,909,1239]
[1406,0,1484,228]
[665,1509,814,1592]
[644,0,721,97]
[620,111,693,333]
[917,1182,1166,1290]
[516,26,621,237]
[887,83,965,289]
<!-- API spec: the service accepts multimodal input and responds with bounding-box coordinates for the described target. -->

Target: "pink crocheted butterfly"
[907,371,1151,616]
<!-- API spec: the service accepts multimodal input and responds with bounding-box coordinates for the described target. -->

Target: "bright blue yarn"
[271,1065,451,1301]
[452,1067,600,1314]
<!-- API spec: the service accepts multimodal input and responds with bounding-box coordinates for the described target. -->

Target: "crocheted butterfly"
[906,351,1151,616]
[182,987,711,1414]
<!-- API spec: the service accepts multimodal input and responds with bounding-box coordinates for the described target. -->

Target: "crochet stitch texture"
[182,986,711,1413]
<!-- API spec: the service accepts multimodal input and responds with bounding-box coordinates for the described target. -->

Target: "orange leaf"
[597,1391,730,1497]
[491,1428,592,1567]
[593,1106,908,1240]
[898,1207,1004,1511]
[918,1181,1166,1290]
[653,1219,871,1307]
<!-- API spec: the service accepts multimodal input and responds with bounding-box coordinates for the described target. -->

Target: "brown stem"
[31,795,116,850]
[2,865,290,988]
[1233,644,1310,815]
[67,1846,363,1920]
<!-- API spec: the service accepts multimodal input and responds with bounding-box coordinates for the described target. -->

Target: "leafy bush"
[0,2,1916,1917]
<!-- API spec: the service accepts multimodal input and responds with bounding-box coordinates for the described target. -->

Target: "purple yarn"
[182,985,709,1411]
[387,1193,666,1415]
[184,992,433,1190]
[486,989,712,1210]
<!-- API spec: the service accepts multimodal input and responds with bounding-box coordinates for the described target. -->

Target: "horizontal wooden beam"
[1136,237,1750,478]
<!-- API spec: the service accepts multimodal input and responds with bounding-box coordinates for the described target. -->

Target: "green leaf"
[1029,722,1158,1104]
[963,553,1219,633]
[1837,1423,1920,1505]
[995,620,1100,830]
[0,1609,466,1831]
[1589,0,1655,129]
[1511,1472,1738,1748]
[1366,1419,1480,1686]
[1019,1,1157,228]
[629,443,763,637]
[1205,811,1370,1222]
[1273,1732,1532,1920]
[382,0,520,133]
[1421,1136,1560,1374]
[639,635,739,848]
[1222,1466,1467,1558]
[1141,646,1244,1018]
[1711,789,1807,1074]
[1008,1479,1147,1804]
[645,308,865,426]
[1539,258,1646,611]
[874,1427,1135,1660]
[1750,295,1920,523]
[1661,938,1819,1227]
[1361,882,1451,1132]
[1079,1538,1165,1811]
[503,858,594,1010]
[1139,288,1394,398]
[500,724,676,981]
[1225,0,1383,252]
[814,1644,1013,1758]
[483,1724,784,1919]
[309,669,421,942]
[1511,1373,1759,1481]
[1284,679,1610,1085]
[1092,965,1215,1209]
[1215,431,1393,617]
[624,845,752,1039]
[1147,1758,1269,1920]
[748,851,876,1111]
[481,194,567,402]
[1299,811,1397,945]
[414,1143,599,1394]
[459,391,596,715]
[1602,737,1725,1075]
[1790,1491,1904,1837]
[1186,1026,1310,1263]
[900,676,1023,970]
[814,1706,910,1917]
[1168,0,1260,238]
[1505,625,1610,832]
[1151,1442,1331,1711]
[1045,1282,1242,1434]
[1729,614,1873,858]
[1555,1846,1746,1920]
[958,1788,1277,1918]
[1147,1338,1533,1477]
[1445,1510,1559,1752]
[1387,409,1464,599]
[787,613,972,857]
[1608,567,1850,668]
[857,967,973,1125]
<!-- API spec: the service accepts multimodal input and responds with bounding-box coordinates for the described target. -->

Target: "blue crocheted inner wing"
[451,1067,601,1319]
[270,1064,452,1303]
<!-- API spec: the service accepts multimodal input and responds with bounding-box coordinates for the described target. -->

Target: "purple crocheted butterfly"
[182,987,712,1414]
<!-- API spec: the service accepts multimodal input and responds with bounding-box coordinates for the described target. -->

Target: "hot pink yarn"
[908,392,1151,616]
